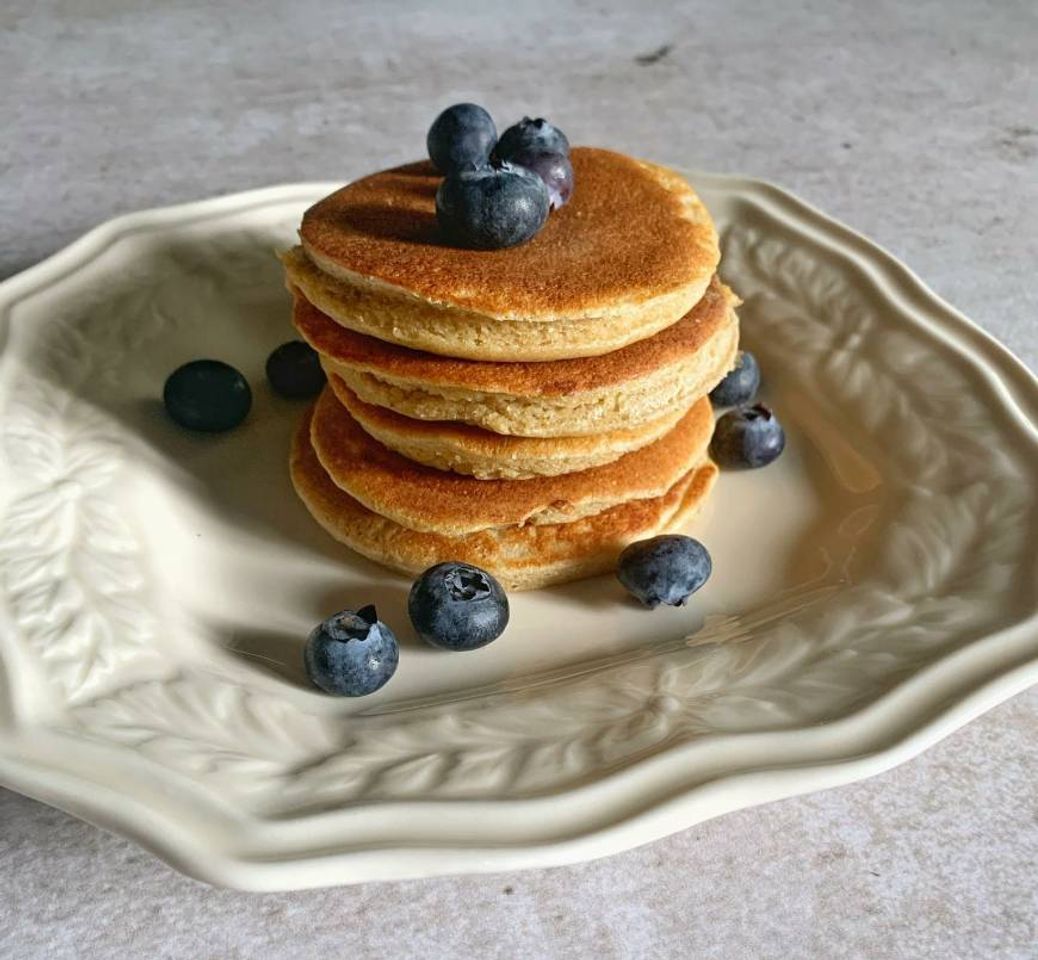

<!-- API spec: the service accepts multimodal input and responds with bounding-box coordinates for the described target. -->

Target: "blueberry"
[266,340,326,399]
[494,117,571,161]
[617,535,712,608]
[163,359,251,432]
[427,103,498,175]
[304,604,399,696]
[515,151,573,209]
[436,163,550,249]
[711,404,786,469]
[408,562,509,651]
[492,117,574,208]
[709,351,761,407]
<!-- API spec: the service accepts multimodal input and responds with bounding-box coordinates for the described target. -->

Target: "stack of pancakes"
[283,148,739,589]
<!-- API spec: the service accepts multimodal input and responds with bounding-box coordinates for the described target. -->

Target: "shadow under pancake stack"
[282,148,740,590]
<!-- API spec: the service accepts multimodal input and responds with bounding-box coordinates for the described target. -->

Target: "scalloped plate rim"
[0,173,1035,890]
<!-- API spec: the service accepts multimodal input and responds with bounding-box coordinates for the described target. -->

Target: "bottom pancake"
[291,408,718,591]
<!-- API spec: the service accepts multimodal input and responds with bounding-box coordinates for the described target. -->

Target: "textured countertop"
[1,1,1035,957]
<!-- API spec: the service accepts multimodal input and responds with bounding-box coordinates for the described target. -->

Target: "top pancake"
[291,148,720,360]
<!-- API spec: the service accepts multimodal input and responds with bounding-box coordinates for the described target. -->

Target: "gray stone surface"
[1,0,1035,957]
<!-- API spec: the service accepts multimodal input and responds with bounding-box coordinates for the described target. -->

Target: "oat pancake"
[329,376,687,479]
[283,148,720,361]
[309,386,714,535]
[294,276,739,437]
[291,408,718,590]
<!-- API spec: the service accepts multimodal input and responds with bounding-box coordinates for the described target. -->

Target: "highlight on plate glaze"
[0,180,1035,887]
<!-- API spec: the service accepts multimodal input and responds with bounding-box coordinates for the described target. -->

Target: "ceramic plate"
[0,176,1035,890]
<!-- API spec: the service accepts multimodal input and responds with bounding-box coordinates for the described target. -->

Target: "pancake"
[309,386,714,536]
[284,148,720,361]
[291,408,718,591]
[329,375,687,479]
[294,276,739,437]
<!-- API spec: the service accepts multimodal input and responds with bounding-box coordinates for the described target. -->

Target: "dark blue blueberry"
[711,404,786,469]
[709,351,761,407]
[427,103,498,175]
[408,562,509,651]
[163,359,251,432]
[492,118,574,208]
[266,340,326,399]
[617,535,712,608]
[494,117,571,160]
[436,163,550,249]
[304,604,399,697]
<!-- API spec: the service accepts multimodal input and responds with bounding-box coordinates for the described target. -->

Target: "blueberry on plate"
[163,359,251,432]
[427,103,498,175]
[617,535,712,608]
[304,605,399,697]
[709,350,761,407]
[408,562,509,651]
[436,163,550,249]
[492,117,574,208]
[266,340,326,399]
[494,117,571,161]
[711,403,786,469]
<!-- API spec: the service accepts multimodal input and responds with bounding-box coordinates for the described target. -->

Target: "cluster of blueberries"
[163,341,325,432]
[427,103,573,249]
[708,350,786,469]
[307,562,510,696]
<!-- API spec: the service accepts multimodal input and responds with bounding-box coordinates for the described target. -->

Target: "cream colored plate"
[0,177,1035,890]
